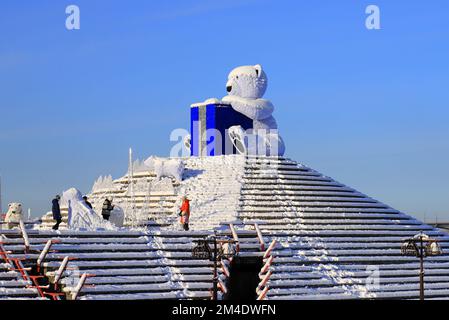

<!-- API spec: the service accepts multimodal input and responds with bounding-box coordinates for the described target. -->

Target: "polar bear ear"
[254,64,263,78]
[8,203,11,207]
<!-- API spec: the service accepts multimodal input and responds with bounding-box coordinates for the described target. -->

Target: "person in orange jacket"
[179,196,190,231]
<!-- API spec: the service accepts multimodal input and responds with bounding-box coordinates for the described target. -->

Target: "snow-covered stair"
[238,156,449,300]
[0,239,40,300]
[174,155,246,231]
[0,229,217,300]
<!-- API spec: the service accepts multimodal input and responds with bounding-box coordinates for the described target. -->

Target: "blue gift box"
[190,102,253,157]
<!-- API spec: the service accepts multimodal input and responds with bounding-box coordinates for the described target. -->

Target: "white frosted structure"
[63,188,115,230]
[91,175,115,192]
[4,155,449,301]
[222,64,285,156]
[132,159,151,173]
[109,206,125,227]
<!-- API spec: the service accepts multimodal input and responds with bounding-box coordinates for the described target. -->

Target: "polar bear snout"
[226,85,232,93]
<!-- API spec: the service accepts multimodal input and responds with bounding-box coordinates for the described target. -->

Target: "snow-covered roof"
[190,98,230,108]
[1,155,449,300]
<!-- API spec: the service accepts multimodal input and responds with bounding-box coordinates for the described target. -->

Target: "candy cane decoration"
[263,240,276,259]
[19,220,30,253]
[229,224,240,252]
[260,255,274,275]
[54,256,70,285]
[257,286,269,300]
[254,224,266,251]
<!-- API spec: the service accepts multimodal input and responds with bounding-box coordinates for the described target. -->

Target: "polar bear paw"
[228,125,247,155]
[229,126,285,156]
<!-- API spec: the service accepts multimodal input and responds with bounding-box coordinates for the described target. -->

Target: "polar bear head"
[7,203,22,216]
[226,64,267,99]
[5,203,23,224]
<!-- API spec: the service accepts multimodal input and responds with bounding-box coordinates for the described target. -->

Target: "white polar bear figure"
[222,64,285,156]
[4,203,23,229]
[144,157,184,182]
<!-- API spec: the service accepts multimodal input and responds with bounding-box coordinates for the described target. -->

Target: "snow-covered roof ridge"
[190,98,230,108]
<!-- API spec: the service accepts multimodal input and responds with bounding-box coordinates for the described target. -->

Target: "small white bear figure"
[144,157,185,182]
[5,203,23,229]
[222,64,285,156]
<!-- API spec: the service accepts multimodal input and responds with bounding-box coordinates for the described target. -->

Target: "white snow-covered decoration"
[132,159,151,173]
[221,64,285,156]
[63,188,115,230]
[144,157,184,182]
[92,175,115,192]
[143,156,158,171]
[4,203,23,228]
[109,206,125,227]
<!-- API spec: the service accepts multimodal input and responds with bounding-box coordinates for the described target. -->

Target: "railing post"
[254,224,265,251]
[19,220,30,253]
[71,273,88,300]
[255,239,277,301]
[263,240,276,259]
[54,256,70,285]
[257,286,269,300]
[259,255,274,275]
[37,239,55,272]
[257,270,272,293]
[229,224,240,252]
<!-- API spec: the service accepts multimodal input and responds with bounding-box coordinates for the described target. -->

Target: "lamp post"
[192,233,237,300]
[401,232,443,300]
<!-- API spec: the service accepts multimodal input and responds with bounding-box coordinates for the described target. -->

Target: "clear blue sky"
[0,0,448,221]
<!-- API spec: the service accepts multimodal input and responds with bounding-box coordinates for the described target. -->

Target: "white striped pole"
[37,240,53,269]
[254,224,265,251]
[19,220,30,252]
[263,240,277,259]
[72,273,88,300]
[259,255,274,275]
[54,256,70,285]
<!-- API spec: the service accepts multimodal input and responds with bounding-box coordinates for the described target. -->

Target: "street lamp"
[192,233,238,300]
[401,232,443,300]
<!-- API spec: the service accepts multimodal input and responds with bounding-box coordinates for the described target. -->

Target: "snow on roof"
[2,155,449,300]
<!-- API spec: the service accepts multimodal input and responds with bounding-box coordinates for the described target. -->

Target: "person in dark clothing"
[101,198,114,220]
[52,195,62,230]
[83,196,93,209]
